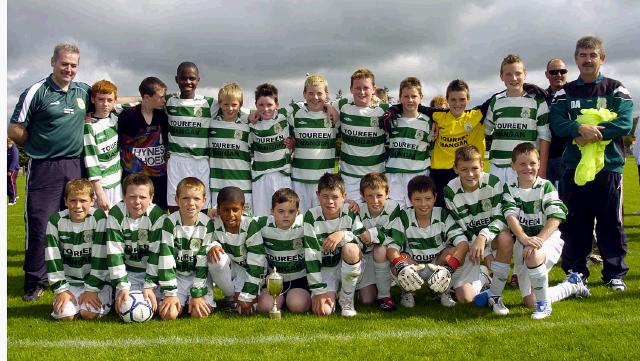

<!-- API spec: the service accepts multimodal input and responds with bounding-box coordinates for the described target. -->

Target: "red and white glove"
[391,254,425,292]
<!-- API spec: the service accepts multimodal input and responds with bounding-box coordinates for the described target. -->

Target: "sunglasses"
[548,69,568,76]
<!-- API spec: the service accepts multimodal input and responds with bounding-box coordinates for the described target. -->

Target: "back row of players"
[46,143,590,322]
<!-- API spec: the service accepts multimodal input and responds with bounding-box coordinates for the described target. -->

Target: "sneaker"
[8,201,16,206]
[510,274,519,288]
[531,300,552,319]
[22,286,44,302]
[480,265,492,291]
[338,293,357,317]
[400,291,415,308]
[586,253,603,266]
[564,271,591,298]
[440,292,456,308]
[488,296,509,315]
[376,296,397,312]
[473,290,489,307]
[605,278,627,292]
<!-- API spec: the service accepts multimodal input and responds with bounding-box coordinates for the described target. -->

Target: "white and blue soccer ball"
[118,290,153,323]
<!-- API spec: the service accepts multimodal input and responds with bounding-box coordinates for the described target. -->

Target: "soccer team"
[9,34,633,322]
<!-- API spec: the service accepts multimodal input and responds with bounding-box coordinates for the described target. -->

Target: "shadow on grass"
[7,275,27,298]
[7,304,52,320]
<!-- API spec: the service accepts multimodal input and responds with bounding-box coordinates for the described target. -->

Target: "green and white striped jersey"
[288,103,337,184]
[333,98,389,178]
[256,214,306,282]
[303,204,365,295]
[249,109,291,180]
[166,94,217,159]
[45,208,107,294]
[444,172,507,242]
[358,199,402,254]
[386,114,433,173]
[209,114,252,195]
[148,211,217,298]
[485,92,550,167]
[83,113,121,189]
[502,177,567,237]
[212,215,266,301]
[106,201,165,290]
[388,207,467,264]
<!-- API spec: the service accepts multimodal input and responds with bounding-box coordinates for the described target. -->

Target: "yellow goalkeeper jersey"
[431,109,485,169]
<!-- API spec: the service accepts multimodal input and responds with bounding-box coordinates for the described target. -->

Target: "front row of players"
[45,143,591,322]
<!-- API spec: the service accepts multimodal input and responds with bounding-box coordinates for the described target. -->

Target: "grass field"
[6,164,640,360]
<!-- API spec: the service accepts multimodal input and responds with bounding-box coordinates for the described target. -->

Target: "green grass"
[7,164,640,360]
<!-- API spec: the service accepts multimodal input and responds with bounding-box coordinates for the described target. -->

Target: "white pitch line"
[10,314,640,349]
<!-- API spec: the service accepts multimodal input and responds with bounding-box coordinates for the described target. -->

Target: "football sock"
[374,260,392,298]
[340,260,361,301]
[548,279,577,303]
[489,261,510,297]
[527,263,548,304]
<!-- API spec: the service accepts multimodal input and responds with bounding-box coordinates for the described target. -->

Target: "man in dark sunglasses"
[544,59,569,193]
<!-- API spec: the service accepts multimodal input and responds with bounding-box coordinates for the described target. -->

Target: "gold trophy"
[266,267,284,319]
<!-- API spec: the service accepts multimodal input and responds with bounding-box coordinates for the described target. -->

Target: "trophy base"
[269,310,281,320]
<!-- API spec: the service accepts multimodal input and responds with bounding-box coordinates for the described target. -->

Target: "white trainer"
[400,291,415,308]
[531,300,552,320]
[338,292,357,317]
[488,295,509,316]
[440,292,456,308]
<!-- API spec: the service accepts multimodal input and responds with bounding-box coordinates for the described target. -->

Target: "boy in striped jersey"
[108,173,166,316]
[386,77,433,207]
[290,74,337,214]
[332,68,389,202]
[209,83,252,213]
[485,54,551,185]
[356,173,400,311]
[45,178,112,320]
[503,143,590,319]
[303,173,368,317]
[207,186,266,315]
[444,145,513,315]
[84,80,122,212]
[386,175,471,308]
[256,188,311,314]
[149,177,215,320]
[249,84,292,216]
[166,62,218,211]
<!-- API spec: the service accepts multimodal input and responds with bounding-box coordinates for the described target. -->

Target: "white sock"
[471,280,482,294]
[374,260,392,299]
[489,261,510,297]
[548,280,576,303]
[340,260,361,301]
[208,253,234,297]
[527,264,548,304]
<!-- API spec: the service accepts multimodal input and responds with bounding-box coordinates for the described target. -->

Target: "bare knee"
[80,310,100,320]
[373,245,387,263]
[286,289,311,313]
[342,243,361,264]
[358,285,377,305]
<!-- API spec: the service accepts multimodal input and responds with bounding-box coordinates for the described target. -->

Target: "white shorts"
[51,284,113,320]
[356,252,376,290]
[342,174,363,203]
[167,155,211,208]
[124,271,162,299]
[163,273,215,308]
[387,171,429,208]
[514,231,564,297]
[99,183,122,209]
[252,172,292,216]
[321,266,341,293]
[489,165,517,186]
[211,191,253,215]
[450,254,481,289]
[293,181,319,215]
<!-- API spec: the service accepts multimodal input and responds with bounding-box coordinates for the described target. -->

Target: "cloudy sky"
[6,0,640,116]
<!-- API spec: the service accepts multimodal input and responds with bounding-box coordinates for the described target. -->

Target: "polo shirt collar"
[577,72,604,86]
[46,74,78,92]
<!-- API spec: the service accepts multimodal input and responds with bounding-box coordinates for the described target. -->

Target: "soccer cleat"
[338,293,357,317]
[605,278,627,292]
[531,300,552,319]
[440,292,456,308]
[586,253,603,266]
[8,201,16,206]
[480,265,492,291]
[400,291,415,308]
[564,271,591,298]
[22,286,44,302]
[376,296,397,312]
[488,296,509,315]
[473,290,489,307]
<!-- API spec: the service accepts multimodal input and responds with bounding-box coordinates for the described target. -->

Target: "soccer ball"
[118,290,153,323]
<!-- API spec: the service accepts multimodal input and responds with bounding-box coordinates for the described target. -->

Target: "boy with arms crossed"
[256,188,311,314]
[107,173,165,316]
[149,177,216,320]
[45,178,112,320]
[207,186,266,314]
[502,143,590,319]
[303,173,368,317]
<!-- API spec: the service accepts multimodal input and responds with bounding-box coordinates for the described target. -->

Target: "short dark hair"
[123,173,154,197]
[511,142,539,162]
[407,175,437,199]
[317,173,345,194]
[255,83,279,104]
[217,186,245,207]
[446,79,470,99]
[271,188,300,209]
[177,61,199,75]
[139,77,167,97]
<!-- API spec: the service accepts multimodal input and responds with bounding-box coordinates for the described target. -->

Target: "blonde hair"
[359,172,389,194]
[399,77,423,98]
[176,177,206,198]
[218,83,244,106]
[304,73,329,94]
[500,54,526,76]
[64,178,93,199]
[454,145,482,167]
[350,68,375,86]
[429,95,448,109]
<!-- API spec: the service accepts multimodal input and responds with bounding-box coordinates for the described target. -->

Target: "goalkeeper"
[385,175,479,308]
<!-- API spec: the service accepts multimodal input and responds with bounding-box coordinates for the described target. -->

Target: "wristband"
[391,254,409,274]
[444,255,461,273]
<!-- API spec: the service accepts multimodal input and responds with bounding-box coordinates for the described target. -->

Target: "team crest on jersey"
[324,117,331,128]
[194,107,203,117]
[415,129,424,141]
[597,97,607,109]
[189,238,202,251]
[292,238,303,250]
[482,199,492,212]
[520,108,531,119]
[239,244,246,257]
[370,117,379,127]
[533,200,541,214]
[76,98,86,110]
[273,123,283,134]
[138,230,148,244]
[83,230,93,243]
[234,129,243,140]
[464,122,473,133]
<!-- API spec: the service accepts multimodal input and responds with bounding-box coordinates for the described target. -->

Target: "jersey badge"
[415,129,424,141]
[234,129,243,140]
[76,98,86,110]
[464,122,473,133]
[370,117,379,128]
[189,238,202,251]
[597,97,607,109]
[292,238,303,250]
[482,199,492,212]
[194,107,203,117]
[520,107,531,119]
[533,200,541,214]
[273,122,283,134]
[138,229,148,244]
[83,229,93,243]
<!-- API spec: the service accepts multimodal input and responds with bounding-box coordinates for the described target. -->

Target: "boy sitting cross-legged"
[255,188,311,314]
[45,178,112,320]
[502,142,590,319]
[148,177,217,320]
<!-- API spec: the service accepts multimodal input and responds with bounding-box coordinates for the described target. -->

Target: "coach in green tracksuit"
[9,43,91,301]
[550,36,633,291]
